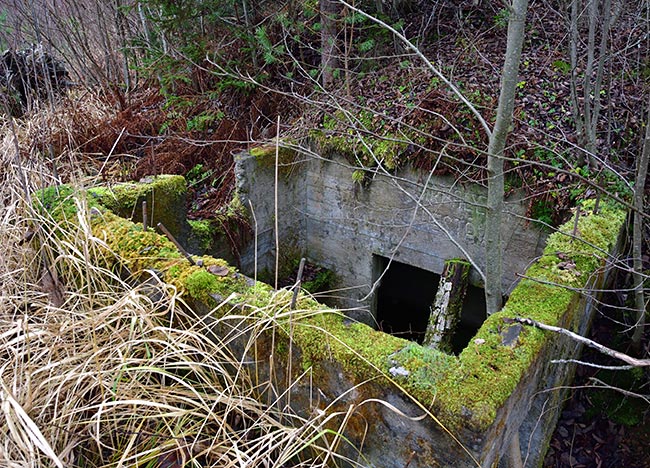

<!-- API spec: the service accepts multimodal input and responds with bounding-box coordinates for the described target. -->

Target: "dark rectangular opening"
[373,255,487,353]
[373,255,440,343]
[450,284,487,354]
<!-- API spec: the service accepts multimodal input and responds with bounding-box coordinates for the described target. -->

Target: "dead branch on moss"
[512,317,650,367]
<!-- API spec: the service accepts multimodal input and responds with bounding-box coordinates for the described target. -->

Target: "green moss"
[389,343,457,394]
[90,175,185,215]
[184,269,220,301]
[88,175,188,238]
[188,219,214,251]
[35,184,102,221]
[312,108,418,172]
[216,192,246,221]
[312,130,408,171]
[290,311,411,382]
[249,143,298,175]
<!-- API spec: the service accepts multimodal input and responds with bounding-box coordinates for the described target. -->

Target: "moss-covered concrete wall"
[88,175,189,241]
[37,181,626,468]
[235,151,549,325]
[80,175,245,264]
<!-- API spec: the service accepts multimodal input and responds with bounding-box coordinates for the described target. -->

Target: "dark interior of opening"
[450,284,487,354]
[374,255,487,353]
[375,256,440,343]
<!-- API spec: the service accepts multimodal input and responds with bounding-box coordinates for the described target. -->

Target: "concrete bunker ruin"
[39,160,627,467]
[235,149,544,345]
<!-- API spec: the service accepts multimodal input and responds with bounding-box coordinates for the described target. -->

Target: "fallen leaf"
[208,265,229,276]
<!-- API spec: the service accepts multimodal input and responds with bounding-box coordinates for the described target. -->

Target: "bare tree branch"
[513,317,650,367]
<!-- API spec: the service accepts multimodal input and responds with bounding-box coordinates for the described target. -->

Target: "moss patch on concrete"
[90,212,251,306]
[35,184,102,221]
[188,219,215,252]
[310,128,408,172]
[88,175,188,238]
[310,109,415,171]
[249,143,299,176]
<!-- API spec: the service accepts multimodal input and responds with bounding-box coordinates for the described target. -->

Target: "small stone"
[89,207,102,219]
[389,366,409,377]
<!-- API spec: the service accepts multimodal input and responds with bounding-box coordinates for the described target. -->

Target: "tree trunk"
[485,0,528,315]
[320,0,341,89]
[424,259,470,353]
[631,100,650,348]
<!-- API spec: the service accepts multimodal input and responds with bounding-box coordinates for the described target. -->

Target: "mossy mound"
[88,175,189,240]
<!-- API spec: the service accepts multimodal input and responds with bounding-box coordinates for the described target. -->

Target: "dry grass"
[0,102,366,468]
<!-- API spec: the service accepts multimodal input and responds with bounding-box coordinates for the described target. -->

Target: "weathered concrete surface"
[236,151,548,324]
[235,147,307,278]
[40,176,626,468]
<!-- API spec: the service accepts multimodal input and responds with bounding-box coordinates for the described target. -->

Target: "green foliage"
[531,198,556,229]
[344,11,367,25]
[302,268,335,294]
[552,59,571,74]
[585,368,647,426]
[494,8,510,28]
[186,164,210,187]
[215,76,258,94]
[351,169,366,184]
[255,26,285,65]
[357,38,376,53]
[186,111,223,132]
